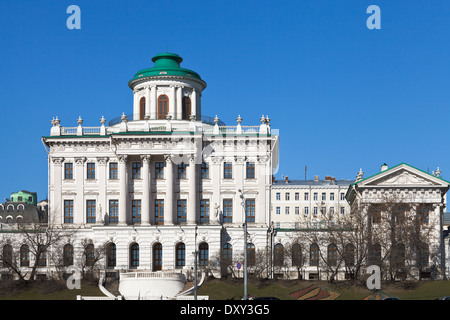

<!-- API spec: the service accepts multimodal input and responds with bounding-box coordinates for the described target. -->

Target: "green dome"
[128,53,205,88]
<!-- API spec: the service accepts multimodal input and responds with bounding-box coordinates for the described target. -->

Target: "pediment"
[357,163,449,188]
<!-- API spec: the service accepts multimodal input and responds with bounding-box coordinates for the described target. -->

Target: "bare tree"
[75,239,106,281]
[0,211,79,283]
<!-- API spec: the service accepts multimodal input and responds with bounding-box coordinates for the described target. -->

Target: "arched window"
[107,243,116,268]
[3,244,13,267]
[20,244,29,267]
[182,96,191,120]
[63,244,73,267]
[130,243,139,268]
[139,97,146,120]
[199,242,209,266]
[153,243,162,271]
[158,95,169,119]
[247,243,256,266]
[38,245,47,267]
[85,244,95,267]
[368,243,382,266]
[292,243,302,267]
[327,243,337,266]
[176,243,185,268]
[310,243,319,267]
[417,242,429,268]
[274,243,284,267]
[222,243,233,266]
[344,243,355,267]
[391,243,405,269]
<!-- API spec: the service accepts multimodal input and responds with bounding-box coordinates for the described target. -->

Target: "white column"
[151,86,157,119]
[169,85,176,120]
[141,155,151,225]
[96,157,108,224]
[188,155,197,224]
[235,157,244,225]
[191,88,197,119]
[257,156,270,224]
[133,91,138,120]
[165,155,174,225]
[74,157,86,224]
[118,155,128,225]
[51,157,64,225]
[211,157,222,224]
[145,86,151,119]
[176,86,183,120]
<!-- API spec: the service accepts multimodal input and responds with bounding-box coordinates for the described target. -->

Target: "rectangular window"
[276,207,280,215]
[223,199,233,223]
[304,207,309,215]
[330,193,335,201]
[64,200,73,223]
[178,163,187,179]
[322,193,326,201]
[155,162,164,179]
[86,200,96,223]
[340,207,345,215]
[64,163,73,180]
[224,162,232,179]
[87,163,95,180]
[201,162,209,179]
[109,200,119,224]
[295,193,299,201]
[246,162,255,179]
[132,200,141,224]
[322,206,326,215]
[276,193,280,201]
[295,207,299,215]
[285,207,290,215]
[304,192,309,201]
[285,193,290,201]
[330,207,335,215]
[109,162,118,179]
[200,199,210,224]
[313,207,318,216]
[340,192,345,201]
[245,199,255,223]
[132,162,142,179]
[177,199,187,224]
[313,193,318,201]
[155,199,164,225]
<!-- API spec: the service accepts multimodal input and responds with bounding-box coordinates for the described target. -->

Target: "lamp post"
[194,225,198,300]
[238,189,248,300]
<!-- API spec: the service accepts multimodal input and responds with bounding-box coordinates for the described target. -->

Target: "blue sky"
[1,0,450,201]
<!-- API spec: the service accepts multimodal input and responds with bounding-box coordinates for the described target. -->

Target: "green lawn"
[197,278,450,300]
[0,280,104,300]
[1,278,450,300]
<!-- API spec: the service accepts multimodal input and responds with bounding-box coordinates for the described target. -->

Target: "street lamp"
[238,189,248,300]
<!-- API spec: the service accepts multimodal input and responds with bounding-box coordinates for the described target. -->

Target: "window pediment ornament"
[118,155,128,164]
[52,157,64,165]
[96,157,109,165]
[75,157,87,165]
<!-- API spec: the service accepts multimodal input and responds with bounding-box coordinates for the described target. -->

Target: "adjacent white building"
[271,176,352,230]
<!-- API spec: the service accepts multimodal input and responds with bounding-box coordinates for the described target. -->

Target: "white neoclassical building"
[271,176,353,230]
[39,53,279,297]
[271,163,449,281]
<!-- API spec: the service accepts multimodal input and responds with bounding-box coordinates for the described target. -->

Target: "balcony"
[49,114,272,137]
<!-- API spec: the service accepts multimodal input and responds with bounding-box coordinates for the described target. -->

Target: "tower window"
[158,95,169,119]
[139,97,146,120]
[182,96,191,120]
